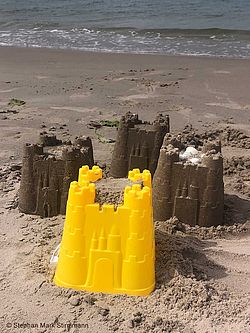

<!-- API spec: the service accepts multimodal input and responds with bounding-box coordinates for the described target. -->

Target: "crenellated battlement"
[54,166,155,296]
[68,181,96,206]
[124,185,151,211]
[128,168,152,187]
[23,143,44,158]
[78,165,102,184]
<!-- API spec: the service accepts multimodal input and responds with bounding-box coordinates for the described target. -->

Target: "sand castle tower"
[19,143,44,214]
[153,134,224,226]
[19,135,94,217]
[110,112,170,178]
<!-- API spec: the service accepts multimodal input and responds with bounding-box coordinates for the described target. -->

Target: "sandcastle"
[18,134,94,217]
[153,133,224,227]
[110,112,170,178]
[54,166,155,296]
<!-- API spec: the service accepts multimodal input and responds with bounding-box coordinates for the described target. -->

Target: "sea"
[0,0,250,58]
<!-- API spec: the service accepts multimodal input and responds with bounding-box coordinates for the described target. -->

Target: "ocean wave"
[0,27,250,58]
[99,27,250,37]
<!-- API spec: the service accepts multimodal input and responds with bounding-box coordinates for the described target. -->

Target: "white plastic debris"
[179,146,199,160]
[189,157,201,164]
[50,244,60,264]
[185,146,199,156]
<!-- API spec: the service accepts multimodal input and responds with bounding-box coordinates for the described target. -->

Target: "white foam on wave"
[0,27,249,59]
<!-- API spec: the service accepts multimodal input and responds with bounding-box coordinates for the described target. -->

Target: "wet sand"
[0,46,249,163]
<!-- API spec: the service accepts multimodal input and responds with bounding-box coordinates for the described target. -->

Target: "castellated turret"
[153,134,224,227]
[19,135,94,217]
[110,112,170,178]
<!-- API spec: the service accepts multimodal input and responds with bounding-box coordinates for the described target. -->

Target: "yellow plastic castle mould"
[54,166,155,296]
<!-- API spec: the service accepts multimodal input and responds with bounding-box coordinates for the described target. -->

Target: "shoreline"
[2,44,250,61]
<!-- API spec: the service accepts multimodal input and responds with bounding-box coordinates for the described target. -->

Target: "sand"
[0,46,249,332]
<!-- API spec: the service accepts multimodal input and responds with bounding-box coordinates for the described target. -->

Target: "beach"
[1,46,250,162]
[0,46,250,332]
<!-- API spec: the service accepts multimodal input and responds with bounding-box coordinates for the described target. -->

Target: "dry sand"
[0,46,249,333]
